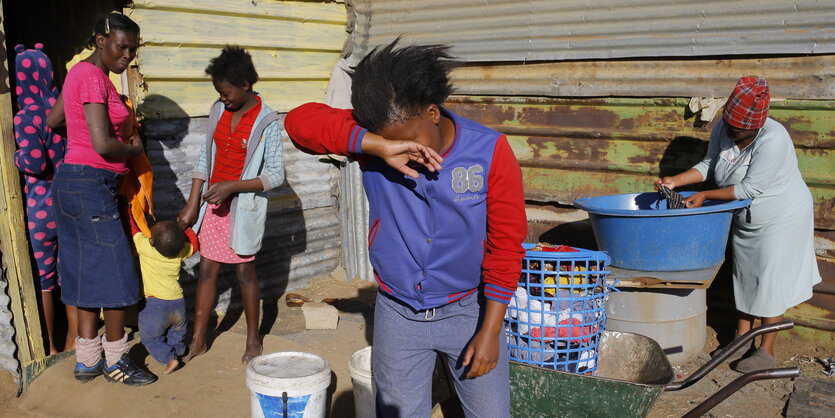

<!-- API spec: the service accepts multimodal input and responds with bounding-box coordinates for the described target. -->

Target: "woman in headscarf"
[655,76,821,372]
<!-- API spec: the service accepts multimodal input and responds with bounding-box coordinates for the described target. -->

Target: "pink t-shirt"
[62,62,129,174]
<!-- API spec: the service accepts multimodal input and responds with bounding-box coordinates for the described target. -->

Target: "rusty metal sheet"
[786,255,835,338]
[444,96,835,230]
[451,55,835,100]
[350,0,835,63]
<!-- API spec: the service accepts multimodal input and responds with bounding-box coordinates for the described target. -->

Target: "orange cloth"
[117,95,154,237]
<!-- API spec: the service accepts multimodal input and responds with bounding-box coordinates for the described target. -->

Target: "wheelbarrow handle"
[665,320,793,391]
[681,367,799,418]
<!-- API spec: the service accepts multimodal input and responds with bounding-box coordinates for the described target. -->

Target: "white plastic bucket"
[348,346,375,418]
[246,351,331,418]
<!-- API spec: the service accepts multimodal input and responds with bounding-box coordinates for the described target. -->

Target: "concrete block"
[330,266,348,282]
[301,303,339,330]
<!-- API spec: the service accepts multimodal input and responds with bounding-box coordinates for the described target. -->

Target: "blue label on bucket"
[256,393,311,417]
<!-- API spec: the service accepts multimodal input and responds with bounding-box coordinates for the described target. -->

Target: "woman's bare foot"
[241,340,262,364]
[184,341,207,363]
[163,358,180,374]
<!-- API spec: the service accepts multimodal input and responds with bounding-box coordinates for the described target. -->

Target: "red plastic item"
[532,243,580,253]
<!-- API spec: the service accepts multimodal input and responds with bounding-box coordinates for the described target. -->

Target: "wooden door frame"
[0,0,48,391]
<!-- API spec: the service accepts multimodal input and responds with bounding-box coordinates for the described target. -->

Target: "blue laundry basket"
[505,244,615,375]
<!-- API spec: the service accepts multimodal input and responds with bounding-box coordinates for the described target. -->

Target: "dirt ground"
[0,275,831,417]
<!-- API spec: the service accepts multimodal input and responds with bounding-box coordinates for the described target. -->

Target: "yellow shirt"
[133,233,194,300]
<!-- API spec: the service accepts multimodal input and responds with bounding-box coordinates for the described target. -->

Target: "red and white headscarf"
[723,76,770,129]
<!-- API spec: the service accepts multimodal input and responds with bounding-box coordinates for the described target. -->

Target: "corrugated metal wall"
[346,0,835,228]
[132,0,348,311]
[338,161,373,281]
[0,263,19,378]
[129,0,347,118]
[345,0,835,332]
[351,0,835,62]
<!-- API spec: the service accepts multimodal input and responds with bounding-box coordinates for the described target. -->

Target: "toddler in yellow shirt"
[131,216,198,374]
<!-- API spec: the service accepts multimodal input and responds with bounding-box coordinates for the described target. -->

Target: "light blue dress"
[693,118,821,317]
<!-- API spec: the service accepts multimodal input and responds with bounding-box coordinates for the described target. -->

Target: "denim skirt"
[53,164,140,308]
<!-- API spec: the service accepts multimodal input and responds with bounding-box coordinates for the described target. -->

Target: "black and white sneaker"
[73,358,104,383]
[103,353,158,386]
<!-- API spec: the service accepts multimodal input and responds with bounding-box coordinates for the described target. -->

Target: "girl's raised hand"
[362,132,443,178]
[381,140,444,179]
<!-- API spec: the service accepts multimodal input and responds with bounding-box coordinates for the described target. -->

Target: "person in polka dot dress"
[13,43,77,354]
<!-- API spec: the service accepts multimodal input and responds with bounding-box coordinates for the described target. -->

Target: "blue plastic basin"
[573,192,751,271]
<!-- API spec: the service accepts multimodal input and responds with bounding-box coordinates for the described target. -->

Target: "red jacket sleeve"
[285,103,367,156]
[482,135,527,304]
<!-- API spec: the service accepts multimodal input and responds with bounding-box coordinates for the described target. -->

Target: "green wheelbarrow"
[510,321,798,418]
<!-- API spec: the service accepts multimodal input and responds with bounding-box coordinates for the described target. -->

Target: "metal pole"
[665,320,794,391]
[682,368,799,418]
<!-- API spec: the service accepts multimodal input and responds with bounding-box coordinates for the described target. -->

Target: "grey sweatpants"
[372,291,510,418]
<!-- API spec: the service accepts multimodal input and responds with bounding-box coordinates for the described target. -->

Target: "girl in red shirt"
[178,46,285,363]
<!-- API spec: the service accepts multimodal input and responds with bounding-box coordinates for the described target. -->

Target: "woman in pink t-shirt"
[51,12,156,386]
